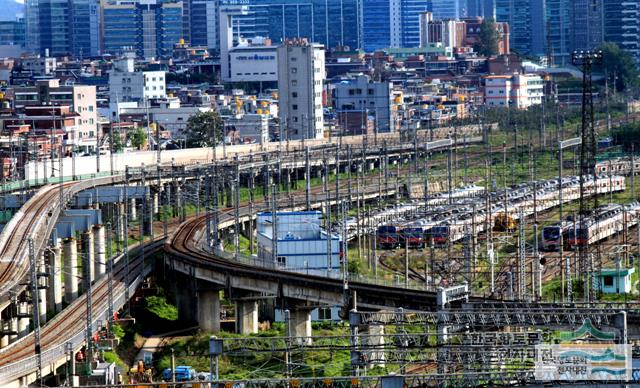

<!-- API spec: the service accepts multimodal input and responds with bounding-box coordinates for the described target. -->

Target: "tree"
[129,127,147,150]
[598,42,639,93]
[473,18,500,57]
[109,130,125,153]
[184,110,224,148]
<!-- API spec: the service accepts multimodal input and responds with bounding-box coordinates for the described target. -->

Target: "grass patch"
[145,295,179,321]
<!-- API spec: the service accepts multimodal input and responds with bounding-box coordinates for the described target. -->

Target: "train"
[377,225,401,249]
[376,174,626,249]
[596,157,640,176]
[541,221,572,251]
[401,225,427,248]
[565,202,640,249]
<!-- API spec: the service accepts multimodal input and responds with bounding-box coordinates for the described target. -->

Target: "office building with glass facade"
[603,0,639,62]
[0,18,25,47]
[495,0,545,56]
[221,0,362,51]
[102,0,183,59]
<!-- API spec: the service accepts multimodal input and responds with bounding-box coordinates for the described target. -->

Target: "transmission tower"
[572,50,603,301]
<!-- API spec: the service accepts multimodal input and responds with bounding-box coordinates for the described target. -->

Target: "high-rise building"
[545,0,571,66]
[221,0,362,51]
[495,0,545,57]
[24,0,101,56]
[0,18,26,47]
[71,0,101,58]
[467,0,495,18]
[24,0,40,53]
[189,0,218,49]
[362,0,393,51]
[363,0,432,51]
[37,0,72,56]
[430,0,465,20]
[277,39,325,140]
[570,0,603,52]
[603,0,640,62]
[101,0,183,59]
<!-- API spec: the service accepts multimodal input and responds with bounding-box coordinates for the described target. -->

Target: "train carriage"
[377,225,401,249]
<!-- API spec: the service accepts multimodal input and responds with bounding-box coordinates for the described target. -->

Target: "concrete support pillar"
[129,198,137,221]
[83,231,95,284]
[93,225,106,278]
[175,185,182,216]
[8,317,18,344]
[115,203,125,243]
[18,315,29,338]
[285,171,291,190]
[46,242,63,313]
[63,238,78,303]
[38,253,47,324]
[289,308,312,345]
[197,290,220,333]
[143,203,153,236]
[0,321,8,348]
[235,300,259,335]
[153,191,159,215]
[365,324,386,366]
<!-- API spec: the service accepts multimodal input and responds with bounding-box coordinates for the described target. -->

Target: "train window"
[603,276,614,287]
[277,256,287,267]
[318,308,332,321]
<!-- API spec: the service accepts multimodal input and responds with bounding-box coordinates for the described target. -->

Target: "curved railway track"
[2,112,638,381]
[0,235,162,370]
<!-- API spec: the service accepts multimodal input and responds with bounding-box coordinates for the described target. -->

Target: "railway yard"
[3,104,640,386]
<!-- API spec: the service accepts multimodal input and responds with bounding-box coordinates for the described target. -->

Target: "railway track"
[1,112,638,381]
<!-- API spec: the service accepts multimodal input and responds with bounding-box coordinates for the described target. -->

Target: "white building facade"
[277,39,325,140]
[108,57,167,117]
[484,74,544,109]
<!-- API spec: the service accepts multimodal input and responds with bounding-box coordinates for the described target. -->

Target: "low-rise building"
[333,74,395,133]
[484,73,544,109]
[13,79,98,153]
[108,56,167,117]
[596,268,636,294]
[256,211,342,273]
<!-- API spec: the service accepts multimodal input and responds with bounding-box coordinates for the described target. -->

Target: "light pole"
[209,336,223,384]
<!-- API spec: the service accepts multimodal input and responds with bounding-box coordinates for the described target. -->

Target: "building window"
[291,67,297,74]
[603,276,614,287]
[349,89,355,95]
[292,104,298,110]
[292,92,298,98]
[89,119,94,125]
[291,80,298,87]
[291,57,297,61]
[276,256,286,267]
[293,116,298,122]
[77,93,82,99]
[88,105,94,112]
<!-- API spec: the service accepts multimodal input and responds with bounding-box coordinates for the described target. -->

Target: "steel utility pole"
[28,238,42,386]
[572,49,603,302]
